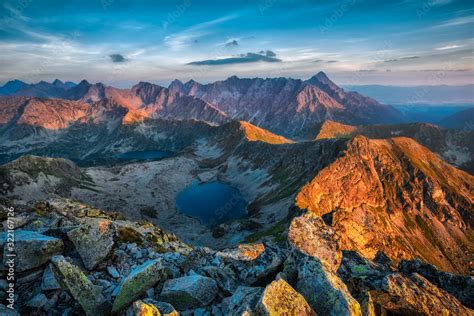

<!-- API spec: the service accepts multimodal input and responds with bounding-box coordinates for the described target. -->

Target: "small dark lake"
[115,150,174,161]
[176,181,248,226]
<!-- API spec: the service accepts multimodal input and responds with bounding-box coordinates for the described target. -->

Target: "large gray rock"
[67,219,116,270]
[50,255,111,316]
[112,259,168,313]
[295,254,361,316]
[221,286,263,315]
[0,230,63,272]
[160,275,218,310]
[201,266,238,295]
[41,264,61,291]
[257,279,316,315]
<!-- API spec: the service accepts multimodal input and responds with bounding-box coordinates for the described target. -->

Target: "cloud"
[313,59,324,63]
[264,50,276,57]
[434,15,474,28]
[384,56,419,62]
[188,51,281,66]
[435,44,463,50]
[326,60,338,63]
[109,54,128,63]
[225,39,238,47]
[164,14,238,51]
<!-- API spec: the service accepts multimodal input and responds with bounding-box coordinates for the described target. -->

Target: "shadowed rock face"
[296,135,474,274]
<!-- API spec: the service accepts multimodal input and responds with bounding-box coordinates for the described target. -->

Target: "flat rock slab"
[67,219,115,270]
[112,259,167,313]
[0,230,63,272]
[51,255,110,316]
[160,274,218,310]
[221,286,263,315]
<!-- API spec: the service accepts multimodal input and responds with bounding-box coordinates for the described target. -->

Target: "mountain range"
[1,73,405,137]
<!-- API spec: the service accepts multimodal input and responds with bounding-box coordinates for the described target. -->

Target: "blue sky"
[0,0,473,87]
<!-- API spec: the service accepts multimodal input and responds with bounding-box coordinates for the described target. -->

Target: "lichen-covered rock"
[295,254,361,316]
[218,242,286,286]
[126,300,160,316]
[0,230,63,272]
[132,299,179,316]
[370,273,472,315]
[289,212,341,271]
[67,219,116,270]
[398,258,474,309]
[221,286,263,315]
[257,278,316,315]
[50,255,111,316]
[112,259,168,312]
[160,274,218,310]
[338,251,472,315]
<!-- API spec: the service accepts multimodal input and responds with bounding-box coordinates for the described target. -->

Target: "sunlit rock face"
[296,135,473,274]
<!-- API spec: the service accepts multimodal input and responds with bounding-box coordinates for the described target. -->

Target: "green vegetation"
[244,219,287,244]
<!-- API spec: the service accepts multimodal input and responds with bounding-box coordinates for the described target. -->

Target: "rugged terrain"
[312,120,474,174]
[0,73,473,315]
[0,193,472,315]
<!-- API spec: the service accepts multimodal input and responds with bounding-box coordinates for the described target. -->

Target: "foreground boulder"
[221,286,263,315]
[288,212,342,272]
[125,300,160,316]
[0,230,63,272]
[112,259,168,313]
[257,278,316,315]
[398,259,474,309]
[295,253,361,316]
[50,255,111,316]
[218,242,286,286]
[369,273,471,315]
[67,219,116,270]
[338,251,472,315]
[160,274,218,310]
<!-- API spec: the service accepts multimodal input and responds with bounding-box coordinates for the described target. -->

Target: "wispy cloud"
[188,51,281,66]
[435,44,463,50]
[164,14,238,51]
[384,56,420,62]
[434,15,474,28]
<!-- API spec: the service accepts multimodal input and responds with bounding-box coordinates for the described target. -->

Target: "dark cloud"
[313,59,324,63]
[401,56,419,60]
[188,51,281,66]
[357,69,376,72]
[384,56,420,63]
[109,54,128,63]
[225,39,238,47]
[326,60,338,63]
[265,50,276,57]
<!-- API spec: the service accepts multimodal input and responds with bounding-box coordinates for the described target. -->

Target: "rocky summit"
[0,73,472,316]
